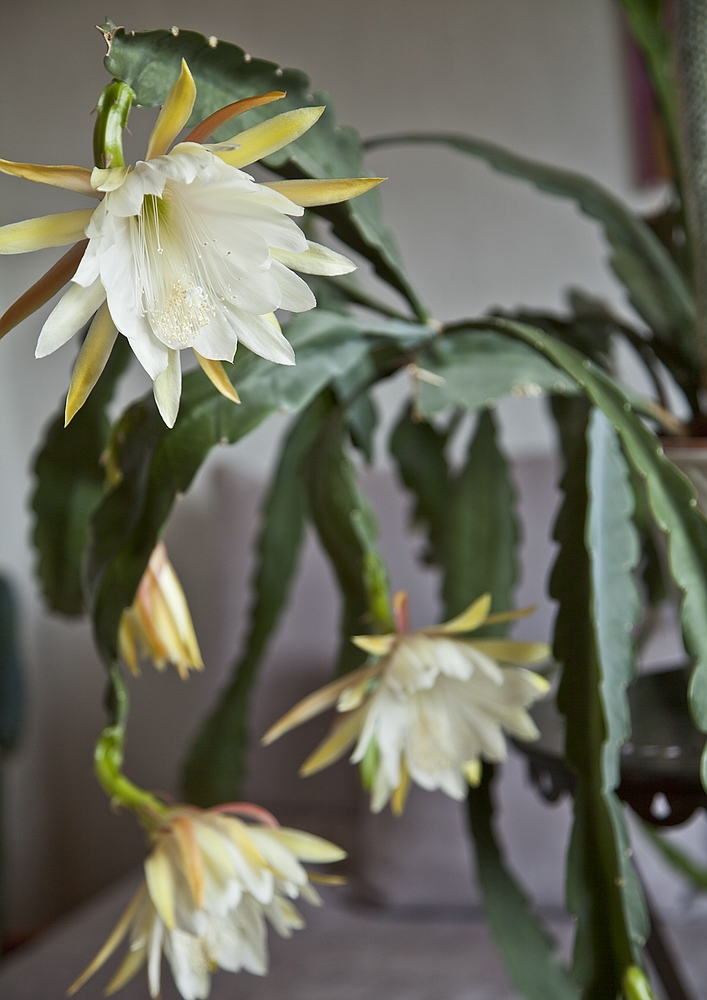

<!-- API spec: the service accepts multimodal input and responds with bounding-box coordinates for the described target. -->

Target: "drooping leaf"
[390,407,450,566]
[181,392,335,806]
[467,765,579,1000]
[103,25,426,319]
[478,317,707,789]
[0,577,23,754]
[87,312,430,665]
[31,334,131,616]
[366,132,695,361]
[442,410,519,633]
[305,409,393,674]
[415,329,576,418]
[550,401,647,996]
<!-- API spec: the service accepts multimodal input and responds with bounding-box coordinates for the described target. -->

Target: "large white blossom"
[264,592,550,813]
[69,804,345,999]
[0,60,383,425]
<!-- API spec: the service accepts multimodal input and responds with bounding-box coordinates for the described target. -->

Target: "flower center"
[132,192,222,348]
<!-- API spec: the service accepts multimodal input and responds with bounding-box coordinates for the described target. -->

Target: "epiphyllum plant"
[0,60,382,425]
[16,13,707,1000]
[264,592,550,814]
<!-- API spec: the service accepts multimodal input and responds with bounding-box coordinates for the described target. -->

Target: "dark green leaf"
[181,392,335,806]
[31,335,131,615]
[87,312,429,665]
[586,409,649,965]
[345,391,377,464]
[390,407,450,566]
[305,409,393,674]
[442,410,519,631]
[415,329,576,417]
[0,577,23,754]
[481,317,707,789]
[104,26,425,319]
[366,132,695,361]
[467,765,579,1000]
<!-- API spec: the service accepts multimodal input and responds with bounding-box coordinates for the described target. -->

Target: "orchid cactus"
[3,9,707,1000]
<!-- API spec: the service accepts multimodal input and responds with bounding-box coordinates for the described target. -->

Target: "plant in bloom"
[264,592,551,814]
[69,802,346,999]
[119,542,203,679]
[0,61,383,425]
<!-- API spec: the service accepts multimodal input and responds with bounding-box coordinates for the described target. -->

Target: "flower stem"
[93,80,136,169]
[94,666,166,827]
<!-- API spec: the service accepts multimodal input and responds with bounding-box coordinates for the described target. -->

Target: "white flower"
[68,803,346,999]
[264,592,550,814]
[0,61,384,426]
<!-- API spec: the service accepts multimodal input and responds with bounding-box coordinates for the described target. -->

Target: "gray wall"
[1,0,699,935]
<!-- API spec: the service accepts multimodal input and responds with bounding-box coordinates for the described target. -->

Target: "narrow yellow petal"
[268,828,347,863]
[66,885,145,995]
[0,239,87,341]
[0,209,93,254]
[64,302,118,426]
[146,59,197,159]
[432,593,492,635]
[307,872,348,885]
[104,945,147,996]
[263,177,385,207]
[0,159,97,197]
[216,106,325,168]
[391,760,411,816]
[144,844,176,930]
[350,634,396,657]
[184,91,286,143]
[463,759,482,787]
[468,639,551,664]
[262,662,380,746]
[194,351,240,403]
[484,605,538,625]
[300,705,368,777]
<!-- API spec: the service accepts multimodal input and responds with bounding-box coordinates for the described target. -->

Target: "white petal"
[268,260,316,312]
[229,308,295,365]
[35,279,106,358]
[153,348,182,427]
[127,328,170,380]
[271,241,356,276]
[190,310,238,361]
[147,919,164,999]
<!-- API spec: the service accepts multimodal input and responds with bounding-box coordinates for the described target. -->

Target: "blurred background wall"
[0,0,698,936]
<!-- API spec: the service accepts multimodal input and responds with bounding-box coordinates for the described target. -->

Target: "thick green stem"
[95,666,166,827]
[93,80,135,169]
[676,0,707,383]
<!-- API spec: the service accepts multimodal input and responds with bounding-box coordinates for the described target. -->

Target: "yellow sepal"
[215,106,325,168]
[146,59,197,159]
[194,351,240,403]
[0,209,93,254]
[0,158,97,197]
[263,176,385,206]
[65,302,118,425]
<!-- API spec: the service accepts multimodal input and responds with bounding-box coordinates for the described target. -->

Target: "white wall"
[0,0,678,931]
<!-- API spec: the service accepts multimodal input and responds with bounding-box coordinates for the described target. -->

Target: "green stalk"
[676,0,707,383]
[93,80,135,169]
[94,666,166,828]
